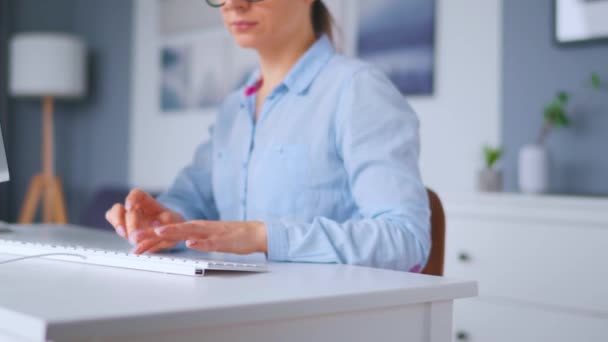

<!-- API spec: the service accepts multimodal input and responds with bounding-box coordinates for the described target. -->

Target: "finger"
[132,239,163,255]
[154,221,223,241]
[133,239,178,255]
[145,244,165,254]
[125,189,152,235]
[124,188,148,211]
[125,205,146,238]
[158,210,183,225]
[147,241,177,254]
[186,236,235,254]
[125,188,164,215]
[185,239,213,252]
[105,203,127,238]
[129,228,158,245]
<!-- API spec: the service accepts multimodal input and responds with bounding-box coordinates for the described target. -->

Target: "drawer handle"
[458,252,472,263]
[456,330,470,341]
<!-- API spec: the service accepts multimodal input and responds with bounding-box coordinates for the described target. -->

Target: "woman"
[106,0,430,272]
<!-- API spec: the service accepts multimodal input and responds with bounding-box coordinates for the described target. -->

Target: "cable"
[0,253,87,265]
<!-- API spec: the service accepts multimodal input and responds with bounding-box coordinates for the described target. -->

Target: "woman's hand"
[152,220,268,255]
[105,189,185,253]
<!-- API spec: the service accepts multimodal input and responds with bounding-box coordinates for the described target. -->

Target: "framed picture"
[154,0,437,114]
[356,0,435,95]
[555,0,608,44]
[158,0,257,113]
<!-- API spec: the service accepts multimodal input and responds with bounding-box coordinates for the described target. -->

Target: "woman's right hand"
[105,189,185,253]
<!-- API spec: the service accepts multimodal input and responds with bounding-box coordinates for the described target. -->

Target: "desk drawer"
[444,218,608,311]
[453,298,608,342]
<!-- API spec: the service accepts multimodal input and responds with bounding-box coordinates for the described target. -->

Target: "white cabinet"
[453,298,608,342]
[443,193,608,341]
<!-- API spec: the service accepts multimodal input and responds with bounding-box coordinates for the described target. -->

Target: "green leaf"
[555,110,570,127]
[544,98,570,128]
[591,73,601,90]
[557,91,569,104]
[483,145,503,168]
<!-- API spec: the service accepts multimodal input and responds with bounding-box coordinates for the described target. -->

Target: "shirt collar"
[282,34,335,94]
[241,34,335,98]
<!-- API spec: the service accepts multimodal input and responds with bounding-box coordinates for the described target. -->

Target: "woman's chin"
[231,35,263,50]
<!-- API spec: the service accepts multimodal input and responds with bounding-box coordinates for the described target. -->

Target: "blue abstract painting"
[357,0,435,95]
[161,45,191,111]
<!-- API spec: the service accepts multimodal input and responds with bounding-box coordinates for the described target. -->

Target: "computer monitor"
[0,123,8,183]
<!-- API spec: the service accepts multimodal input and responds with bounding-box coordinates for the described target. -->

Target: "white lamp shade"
[9,33,87,98]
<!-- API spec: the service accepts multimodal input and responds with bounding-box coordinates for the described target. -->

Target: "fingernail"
[186,240,198,247]
[125,201,132,211]
[116,225,126,237]
[152,220,161,227]
[129,233,139,245]
[154,227,167,235]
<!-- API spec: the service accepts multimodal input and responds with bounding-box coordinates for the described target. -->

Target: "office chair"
[79,187,131,231]
[421,189,445,276]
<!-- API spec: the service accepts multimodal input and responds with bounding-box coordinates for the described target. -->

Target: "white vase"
[518,144,549,194]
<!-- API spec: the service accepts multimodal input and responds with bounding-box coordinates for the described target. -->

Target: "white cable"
[0,253,87,265]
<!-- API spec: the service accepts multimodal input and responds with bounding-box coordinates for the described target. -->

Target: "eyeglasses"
[205,0,264,8]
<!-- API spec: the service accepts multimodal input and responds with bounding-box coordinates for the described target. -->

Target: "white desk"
[0,226,477,342]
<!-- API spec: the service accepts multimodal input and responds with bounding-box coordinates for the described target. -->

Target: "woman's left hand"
[142,220,268,255]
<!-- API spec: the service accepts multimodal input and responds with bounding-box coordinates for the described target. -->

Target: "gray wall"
[2,0,132,222]
[0,0,10,219]
[503,0,608,195]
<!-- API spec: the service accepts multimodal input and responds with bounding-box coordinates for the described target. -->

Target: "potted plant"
[478,145,503,192]
[518,72,603,194]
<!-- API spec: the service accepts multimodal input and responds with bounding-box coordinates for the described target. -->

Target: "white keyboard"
[0,239,267,276]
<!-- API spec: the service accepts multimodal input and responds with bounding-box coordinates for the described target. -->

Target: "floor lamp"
[9,33,87,224]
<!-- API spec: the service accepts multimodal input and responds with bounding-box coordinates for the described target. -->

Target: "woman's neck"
[256,30,317,94]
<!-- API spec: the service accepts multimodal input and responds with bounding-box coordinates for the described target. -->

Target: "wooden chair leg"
[19,174,44,224]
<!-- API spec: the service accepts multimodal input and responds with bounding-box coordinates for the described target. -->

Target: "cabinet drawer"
[453,298,608,342]
[444,218,608,311]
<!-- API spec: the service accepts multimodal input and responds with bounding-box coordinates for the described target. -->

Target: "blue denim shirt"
[158,35,430,272]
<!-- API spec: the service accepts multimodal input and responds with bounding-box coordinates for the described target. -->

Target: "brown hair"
[311,0,334,43]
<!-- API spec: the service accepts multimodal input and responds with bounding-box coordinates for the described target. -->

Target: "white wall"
[130,0,216,190]
[411,0,503,194]
[129,0,502,194]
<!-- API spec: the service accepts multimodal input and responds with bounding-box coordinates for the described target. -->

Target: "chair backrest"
[421,188,445,276]
[80,187,161,231]
[79,187,132,231]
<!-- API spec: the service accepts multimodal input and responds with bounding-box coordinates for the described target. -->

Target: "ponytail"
[311,0,334,43]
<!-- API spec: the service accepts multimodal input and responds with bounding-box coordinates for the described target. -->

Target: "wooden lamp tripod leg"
[18,96,68,224]
[18,175,44,223]
[50,176,68,223]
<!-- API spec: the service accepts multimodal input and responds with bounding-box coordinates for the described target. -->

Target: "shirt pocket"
[251,144,310,217]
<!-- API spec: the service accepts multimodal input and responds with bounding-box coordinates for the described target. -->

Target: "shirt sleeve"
[264,66,431,272]
[156,128,219,222]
